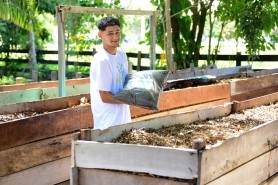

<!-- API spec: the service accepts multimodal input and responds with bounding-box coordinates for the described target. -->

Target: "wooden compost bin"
[0,94,92,185]
[71,92,278,185]
[0,82,230,185]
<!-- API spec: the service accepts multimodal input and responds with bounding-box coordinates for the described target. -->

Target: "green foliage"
[63,0,125,53]
[0,21,29,49]
[216,0,278,57]
[237,0,278,56]
[0,0,37,31]
[0,75,14,85]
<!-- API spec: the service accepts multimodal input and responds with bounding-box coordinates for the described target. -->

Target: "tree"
[0,0,38,81]
[149,0,214,69]
[213,0,278,58]
[148,0,278,69]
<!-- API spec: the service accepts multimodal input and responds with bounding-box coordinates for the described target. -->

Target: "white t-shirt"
[90,47,131,130]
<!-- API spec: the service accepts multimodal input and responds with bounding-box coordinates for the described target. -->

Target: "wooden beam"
[0,134,72,176]
[150,11,157,70]
[232,85,278,101]
[0,105,92,151]
[60,6,156,16]
[0,88,41,105]
[232,91,278,112]
[0,78,89,92]
[0,84,90,106]
[132,98,230,122]
[57,7,66,97]
[165,0,173,71]
[0,157,70,185]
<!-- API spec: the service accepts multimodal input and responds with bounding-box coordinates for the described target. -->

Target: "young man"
[90,16,131,130]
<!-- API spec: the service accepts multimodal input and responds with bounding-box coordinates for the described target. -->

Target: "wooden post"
[51,71,58,81]
[75,72,82,79]
[165,0,173,72]
[57,7,66,97]
[236,52,242,66]
[137,51,142,71]
[15,77,24,84]
[150,12,157,70]
[193,138,206,185]
[71,133,80,185]
[128,62,133,74]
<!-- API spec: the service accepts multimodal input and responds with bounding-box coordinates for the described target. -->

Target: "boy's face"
[98,25,121,48]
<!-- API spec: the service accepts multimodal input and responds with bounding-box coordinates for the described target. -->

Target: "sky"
[120,0,155,10]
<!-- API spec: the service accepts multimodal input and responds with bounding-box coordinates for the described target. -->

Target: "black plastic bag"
[114,70,170,110]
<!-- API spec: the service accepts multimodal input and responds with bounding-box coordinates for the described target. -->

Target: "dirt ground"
[112,102,278,149]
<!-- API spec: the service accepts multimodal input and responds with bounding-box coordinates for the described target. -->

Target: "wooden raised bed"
[70,93,278,185]
[0,82,230,185]
[0,94,92,185]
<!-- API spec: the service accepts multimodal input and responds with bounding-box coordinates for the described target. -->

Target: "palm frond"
[0,0,37,31]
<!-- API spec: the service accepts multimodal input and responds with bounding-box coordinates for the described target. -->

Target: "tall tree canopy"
[148,0,278,69]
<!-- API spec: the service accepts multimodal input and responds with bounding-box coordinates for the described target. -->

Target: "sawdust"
[112,102,278,149]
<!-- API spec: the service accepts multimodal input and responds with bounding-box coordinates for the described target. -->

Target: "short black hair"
[98,17,120,31]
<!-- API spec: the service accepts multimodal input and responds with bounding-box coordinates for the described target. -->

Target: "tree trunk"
[29,31,38,82]
[187,0,199,66]
[193,1,208,63]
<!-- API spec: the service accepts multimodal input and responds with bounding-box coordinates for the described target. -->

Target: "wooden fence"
[1,49,278,72]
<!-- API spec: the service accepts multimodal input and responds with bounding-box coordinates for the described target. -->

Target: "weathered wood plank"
[200,119,278,185]
[0,78,89,92]
[131,83,230,117]
[0,83,89,105]
[132,98,230,122]
[74,141,198,180]
[78,168,191,185]
[248,68,278,77]
[89,104,232,142]
[70,133,80,185]
[61,6,156,16]
[231,85,278,101]
[0,105,92,151]
[41,84,89,99]
[0,94,89,114]
[206,65,252,76]
[232,91,278,112]
[230,73,278,96]
[0,157,70,185]
[260,172,278,185]
[0,134,72,176]
[0,88,41,105]
[207,147,278,185]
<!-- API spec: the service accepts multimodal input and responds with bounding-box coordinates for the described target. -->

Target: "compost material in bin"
[112,102,278,149]
[114,70,170,110]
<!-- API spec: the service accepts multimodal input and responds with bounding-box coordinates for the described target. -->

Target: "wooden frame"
[56,6,158,97]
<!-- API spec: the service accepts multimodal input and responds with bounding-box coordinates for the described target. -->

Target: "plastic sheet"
[114,70,170,110]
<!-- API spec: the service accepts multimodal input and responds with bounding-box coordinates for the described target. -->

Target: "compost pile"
[112,102,278,149]
[0,111,39,122]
